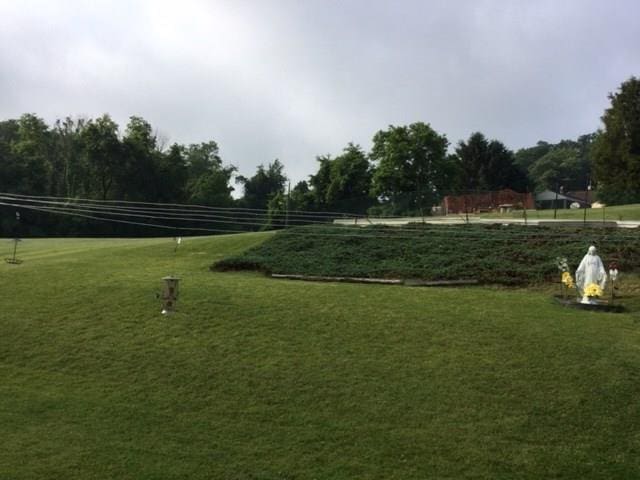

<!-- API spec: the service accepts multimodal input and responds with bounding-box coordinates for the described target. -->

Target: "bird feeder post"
[161,276,180,315]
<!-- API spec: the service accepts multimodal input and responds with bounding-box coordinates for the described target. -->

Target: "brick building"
[442,189,534,215]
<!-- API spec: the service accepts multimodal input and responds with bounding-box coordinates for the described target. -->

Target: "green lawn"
[2,234,640,479]
[480,203,640,221]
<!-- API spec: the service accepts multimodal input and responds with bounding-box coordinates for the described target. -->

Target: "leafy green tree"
[515,135,594,192]
[51,117,86,197]
[237,159,287,210]
[11,114,53,195]
[120,116,162,201]
[309,143,374,213]
[289,180,315,211]
[454,132,487,191]
[184,141,236,206]
[308,155,332,208]
[529,147,580,192]
[81,114,122,200]
[0,119,22,194]
[454,132,528,192]
[187,168,236,207]
[592,76,640,204]
[157,144,189,202]
[370,122,452,215]
[265,191,287,229]
[185,141,222,179]
[514,141,552,172]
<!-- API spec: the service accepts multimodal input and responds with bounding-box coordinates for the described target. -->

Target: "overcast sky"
[1,0,639,188]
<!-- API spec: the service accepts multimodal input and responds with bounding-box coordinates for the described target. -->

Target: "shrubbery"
[213,224,640,285]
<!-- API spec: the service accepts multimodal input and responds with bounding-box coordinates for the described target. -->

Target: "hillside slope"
[2,233,640,479]
[214,224,640,285]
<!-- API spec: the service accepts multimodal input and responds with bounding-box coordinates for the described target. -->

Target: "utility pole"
[583,182,591,227]
[285,181,290,229]
[464,193,469,224]
[5,212,22,264]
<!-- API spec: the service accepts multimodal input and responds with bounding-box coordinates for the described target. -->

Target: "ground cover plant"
[213,224,640,285]
[2,234,640,479]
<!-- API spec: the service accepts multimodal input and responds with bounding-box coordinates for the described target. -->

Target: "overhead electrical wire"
[0,194,634,239]
[0,192,359,218]
[1,192,638,241]
[0,195,336,228]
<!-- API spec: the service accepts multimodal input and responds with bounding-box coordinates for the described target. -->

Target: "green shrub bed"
[213,224,640,285]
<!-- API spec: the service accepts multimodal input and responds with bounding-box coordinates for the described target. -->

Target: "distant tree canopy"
[0,113,239,235]
[592,76,640,204]
[370,122,454,215]
[5,76,640,236]
[515,134,595,193]
[236,159,287,211]
[309,143,374,214]
[453,132,528,193]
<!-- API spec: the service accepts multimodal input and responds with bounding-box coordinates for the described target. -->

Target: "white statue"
[575,245,607,304]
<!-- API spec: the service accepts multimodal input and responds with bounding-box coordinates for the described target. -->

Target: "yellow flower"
[561,271,574,288]
[584,283,602,297]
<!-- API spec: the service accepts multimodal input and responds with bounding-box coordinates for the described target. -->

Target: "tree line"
[1,77,638,235]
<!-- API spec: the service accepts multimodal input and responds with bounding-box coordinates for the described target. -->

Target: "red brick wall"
[442,189,534,214]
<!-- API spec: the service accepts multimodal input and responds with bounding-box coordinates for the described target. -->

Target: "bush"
[212,224,640,285]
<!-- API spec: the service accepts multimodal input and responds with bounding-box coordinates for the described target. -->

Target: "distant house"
[442,189,534,215]
[535,190,591,209]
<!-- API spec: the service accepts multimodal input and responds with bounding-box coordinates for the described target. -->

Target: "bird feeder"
[161,276,180,314]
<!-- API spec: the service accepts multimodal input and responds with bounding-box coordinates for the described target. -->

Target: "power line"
[0,195,335,228]
[3,198,639,243]
[0,192,359,218]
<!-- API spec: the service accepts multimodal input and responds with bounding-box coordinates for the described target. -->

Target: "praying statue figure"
[575,245,607,303]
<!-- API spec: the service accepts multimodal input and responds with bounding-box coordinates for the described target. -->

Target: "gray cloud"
[1,0,639,188]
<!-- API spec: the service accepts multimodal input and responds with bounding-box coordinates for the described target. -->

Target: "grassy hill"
[2,234,640,479]
[480,203,640,221]
[214,224,640,285]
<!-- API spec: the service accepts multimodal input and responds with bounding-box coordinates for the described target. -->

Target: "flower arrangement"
[556,257,569,273]
[561,271,574,289]
[583,283,603,298]
[608,261,619,282]
[556,257,573,300]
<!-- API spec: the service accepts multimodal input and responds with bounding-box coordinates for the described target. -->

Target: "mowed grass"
[481,203,640,221]
[2,234,640,479]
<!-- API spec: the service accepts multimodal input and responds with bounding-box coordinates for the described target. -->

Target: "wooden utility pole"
[285,181,290,228]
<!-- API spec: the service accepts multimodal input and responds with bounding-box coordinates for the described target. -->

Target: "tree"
[51,117,86,197]
[11,114,53,195]
[308,155,332,208]
[309,143,374,213]
[237,159,287,210]
[157,144,189,202]
[184,141,236,206]
[0,119,22,194]
[185,141,222,179]
[370,122,453,215]
[265,191,288,229]
[529,147,580,192]
[454,132,528,192]
[289,180,315,211]
[514,141,552,172]
[120,116,161,201]
[187,168,235,207]
[592,76,640,204]
[81,114,122,200]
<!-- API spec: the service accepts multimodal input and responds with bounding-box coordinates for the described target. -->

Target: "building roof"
[535,190,589,204]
